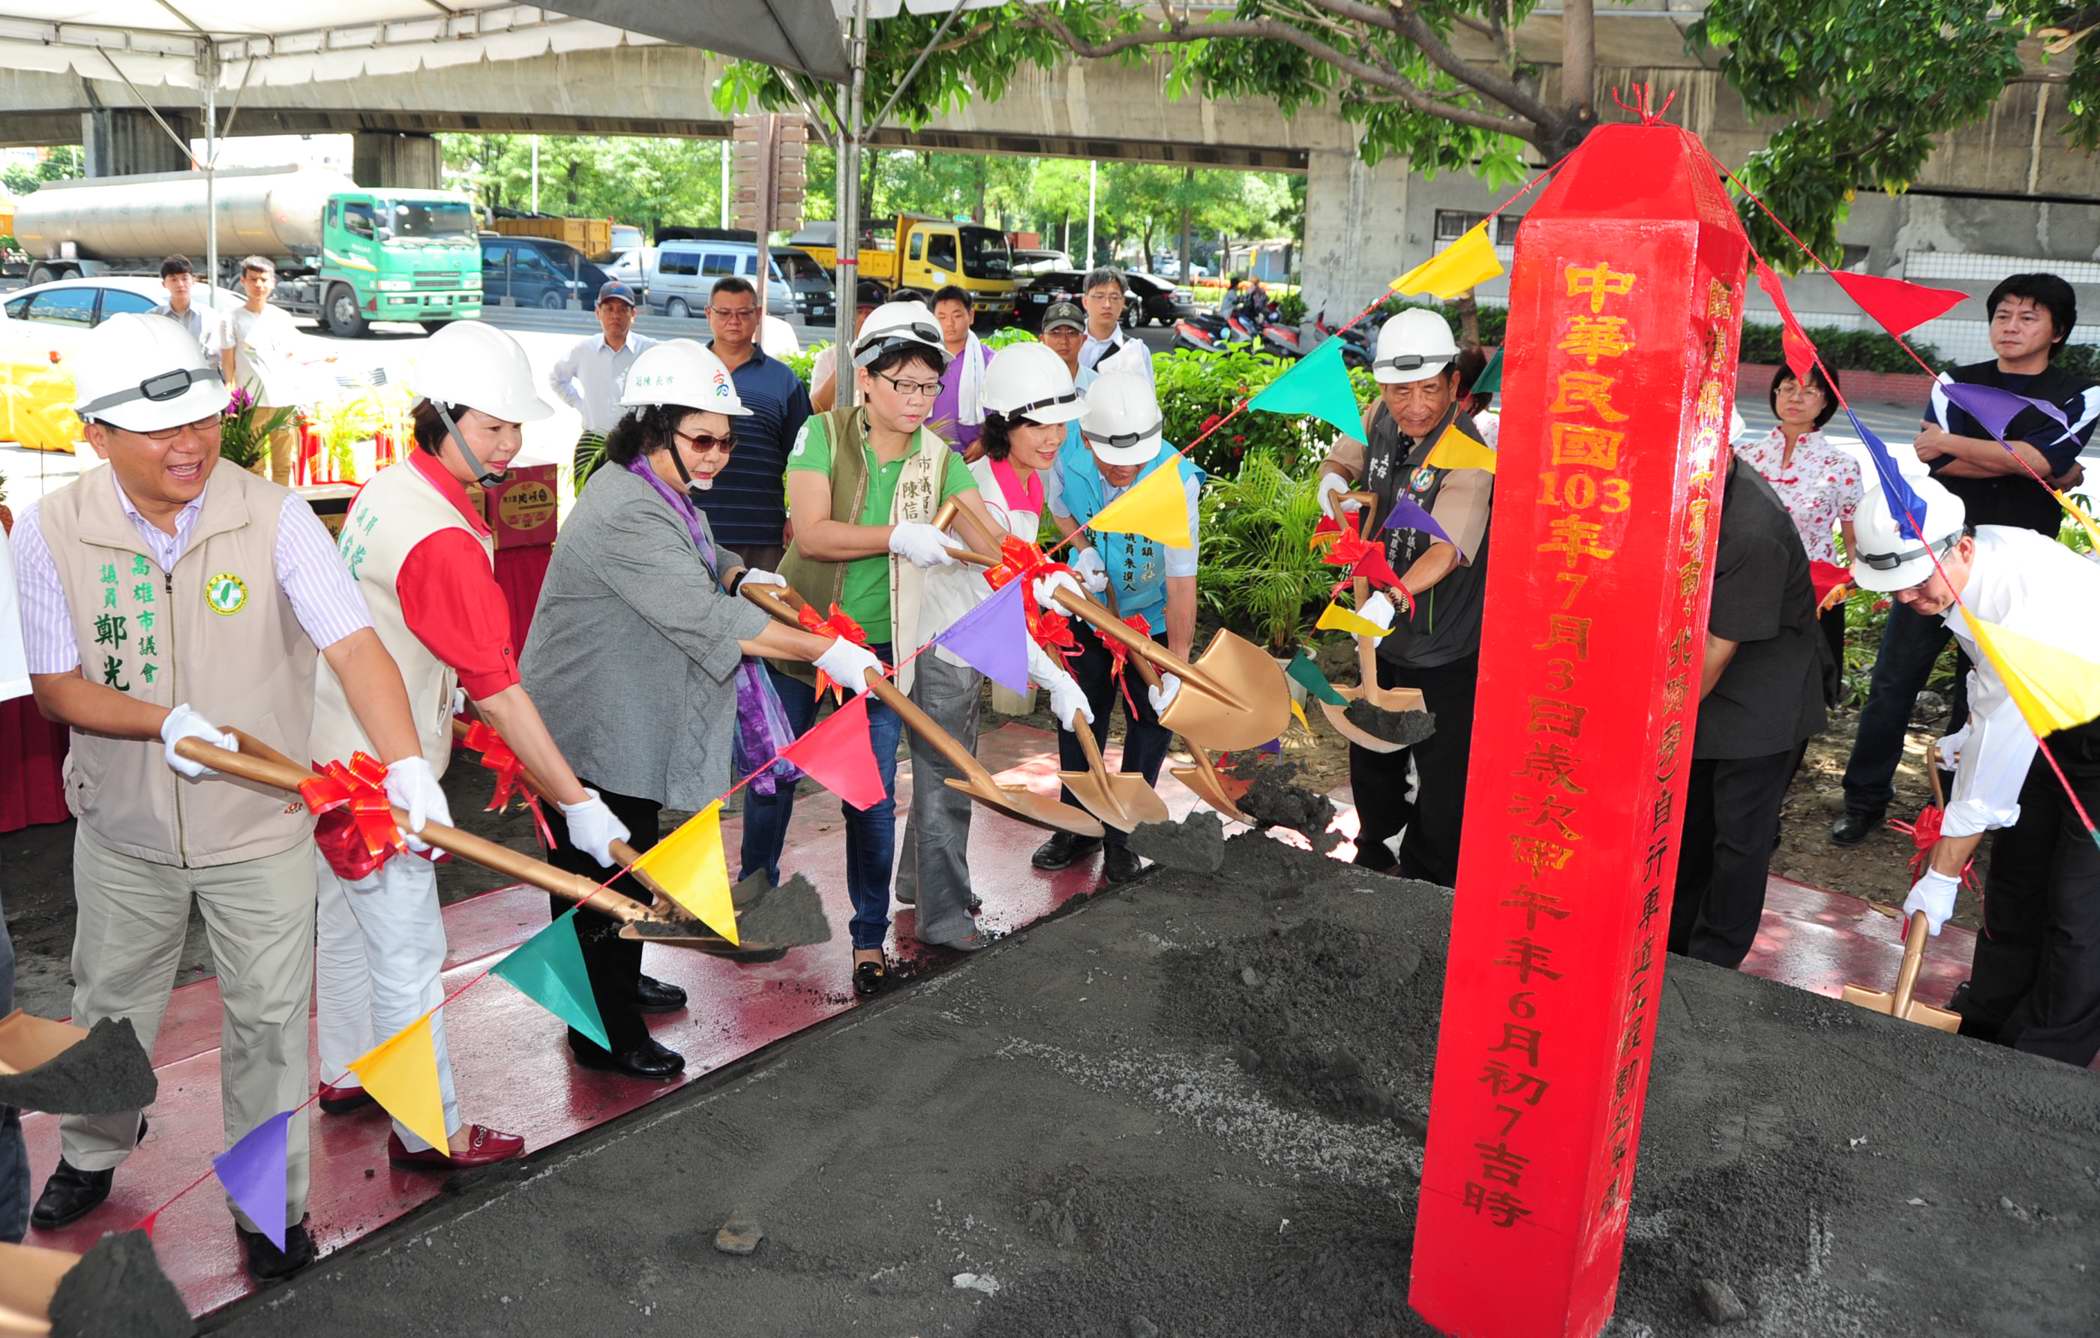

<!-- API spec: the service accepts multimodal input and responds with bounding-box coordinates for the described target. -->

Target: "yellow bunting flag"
[1290,698,1311,735]
[1389,222,1504,299]
[1966,616,2100,737]
[630,800,739,944]
[1087,462,1191,549]
[347,1012,449,1152]
[2056,489,2100,552]
[1424,423,1497,473]
[1315,599,1390,640]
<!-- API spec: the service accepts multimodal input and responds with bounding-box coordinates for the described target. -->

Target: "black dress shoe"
[569,1036,686,1079]
[634,974,688,1013]
[1829,811,1881,847]
[239,1216,317,1281]
[31,1159,113,1229]
[1102,843,1143,884]
[1032,831,1103,870]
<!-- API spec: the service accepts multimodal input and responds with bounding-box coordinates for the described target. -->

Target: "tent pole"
[835,0,867,409]
[203,44,219,317]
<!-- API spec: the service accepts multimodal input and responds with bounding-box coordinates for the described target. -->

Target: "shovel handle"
[1929,757,1947,810]
[1892,910,1931,1016]
[175,737,651,924]
[447,718,651,872]
[1067,705,1111,776]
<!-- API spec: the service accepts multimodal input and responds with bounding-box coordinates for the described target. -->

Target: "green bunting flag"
[1248,336,1367,444]
[1471,345,1503,396]
[491,906,611,1050]
[1285,647,1348,706]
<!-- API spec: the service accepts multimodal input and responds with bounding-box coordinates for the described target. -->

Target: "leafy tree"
[2,147,85,197]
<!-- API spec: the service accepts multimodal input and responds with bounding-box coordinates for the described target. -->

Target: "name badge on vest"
[204,572,250,616]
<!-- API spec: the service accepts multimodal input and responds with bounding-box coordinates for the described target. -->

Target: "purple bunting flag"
[1380,494,1460,558]
[1843,407,1931,542]
[934,577,1032,693]
[1937,379,2070,446]
[214,1110,291,1250]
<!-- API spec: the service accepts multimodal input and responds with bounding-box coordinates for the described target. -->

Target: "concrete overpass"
[1,4,2096,333]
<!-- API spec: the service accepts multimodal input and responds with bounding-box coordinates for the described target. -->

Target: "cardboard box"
[483,464,559,549]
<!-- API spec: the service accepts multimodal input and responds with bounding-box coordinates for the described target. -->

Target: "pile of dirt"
[48,1230,191,1338]
[1128,812,1226,874]
[0,1018,157,1115]
[1222,754,1342,853]
[1342,701,1437,747]
[731,873,834,948]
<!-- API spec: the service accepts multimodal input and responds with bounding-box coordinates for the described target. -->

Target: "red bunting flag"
[782,693,887,810]
[1753,257,1819,384]
[1829,270,1964,339]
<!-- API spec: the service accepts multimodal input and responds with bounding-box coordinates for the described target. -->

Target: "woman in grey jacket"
[520,341,879,1078]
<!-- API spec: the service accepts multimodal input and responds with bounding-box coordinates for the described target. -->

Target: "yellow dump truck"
[790,214,1015,321]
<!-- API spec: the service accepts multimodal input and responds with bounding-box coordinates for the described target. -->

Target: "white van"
[648,238,797,321]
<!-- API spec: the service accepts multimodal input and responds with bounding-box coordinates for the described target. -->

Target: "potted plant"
[1195,449,1336,665]
[217,387,297,476]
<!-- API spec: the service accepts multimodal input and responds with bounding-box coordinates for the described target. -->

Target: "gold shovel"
[741,584,1105,838]
[1317,492,1426,754]
[0,1239,79,1337]
[1114,645,1256,825]
[1841,910,1963,1034]
[1057,706,1171,832]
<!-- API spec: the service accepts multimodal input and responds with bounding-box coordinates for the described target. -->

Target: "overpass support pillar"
[1301,148,1410,319]
[82,109,194,177]
[353,132,444,189]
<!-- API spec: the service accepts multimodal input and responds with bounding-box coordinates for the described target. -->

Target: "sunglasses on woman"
[676,428,736,453]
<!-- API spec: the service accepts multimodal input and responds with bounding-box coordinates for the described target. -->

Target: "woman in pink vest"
[309,322,628,1169]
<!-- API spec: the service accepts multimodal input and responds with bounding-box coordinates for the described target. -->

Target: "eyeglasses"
[675,428,736,453]
[140,413,225,443]
[709,306,759,322]
[873,370,942,399]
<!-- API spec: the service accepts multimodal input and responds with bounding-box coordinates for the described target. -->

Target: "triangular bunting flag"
[1424,423,1497,473]
[1965,617,2100,737]
[1829,270,1964,339]
[1842,407,1931,541]
[1290,698,1311,734]
[1380,494,1459,556]
[213,1111,291,1250]
[630,801,738,944]
[491,906,611,1051]
[935,578,1031,692]
[2054,489,2100,550]
[1285,648,1348,706]
[347,1013,449,1153]
[1315,600,1390,639]
[1390,223,1503,298]
[782,693,887,810]
[1350,544,1406,593]
[1754,257,1820,384]
[1938,378,2071,445]
[1470,346,1503,397]
[1088,461,1191,549]
[1248,337,1367,444]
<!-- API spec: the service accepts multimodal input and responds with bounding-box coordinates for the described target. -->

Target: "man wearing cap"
[1040,300,1088,386]
[10,314,430,1278]
[1035,371,1202,884]
[549,280,655,487]
[1313,308,1493,887]
[228,255,303,486]
[703,275,814,574]
[1850,476,2100,1067]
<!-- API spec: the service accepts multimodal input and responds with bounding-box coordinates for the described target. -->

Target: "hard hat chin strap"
[434,401,507,487]
[663,437,713,499]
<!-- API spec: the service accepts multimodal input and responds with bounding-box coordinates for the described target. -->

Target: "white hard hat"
[1373,308,1460,384]
[413,320,553,424]
[853,299,948,370]
[74,313,226,433]
[1850,475,1967,592]
[1079,371,1164,466]
[980,342,1082,424]
[621,339,750,416]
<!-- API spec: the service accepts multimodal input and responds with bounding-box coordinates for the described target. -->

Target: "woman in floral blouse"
[1736,362,1862,674]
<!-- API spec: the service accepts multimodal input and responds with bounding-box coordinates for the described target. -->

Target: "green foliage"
[1196,449,1334,653]
[439,134,731,240]
[2063,493,2097,557]
[781,343,822,383]
[1154,344,1344,476]
[1275,290,1307,325]
[985,324,1039,350]
[216,391,297,470]
[1,147,83,197]
[1736,321,1941,374]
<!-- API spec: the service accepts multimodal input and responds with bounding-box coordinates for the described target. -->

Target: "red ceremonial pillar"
[1408,122,1748,1337]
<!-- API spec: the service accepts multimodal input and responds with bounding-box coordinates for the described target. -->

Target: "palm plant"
[1196,449,1333,653]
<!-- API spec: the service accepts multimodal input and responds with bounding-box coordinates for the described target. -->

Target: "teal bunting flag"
[1249,336,1367,443]
[492,906,612,1050]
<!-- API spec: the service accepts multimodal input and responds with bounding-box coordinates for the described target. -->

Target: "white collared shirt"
[1079,328,1155,386]
[549,331,658,434]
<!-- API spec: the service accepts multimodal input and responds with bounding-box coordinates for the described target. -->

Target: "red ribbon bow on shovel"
[1309,514,1414,616]
[984,535,1085,663]
[1103,613,1153,717]
[459,718,556,851]
[800,601,874,701]
[1886,803,1981,895]
[301,752,406,881]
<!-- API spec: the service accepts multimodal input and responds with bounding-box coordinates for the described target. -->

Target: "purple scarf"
[625,458,801,795]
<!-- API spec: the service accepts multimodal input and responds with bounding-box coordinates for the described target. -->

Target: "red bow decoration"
[460,719,555,851]
[1310,514,1414,616]
[982,535,1085,662]
[800,601,873,700]
[1885,803,1980,893]
[302,751,405,881]
[1103,613,1152,716]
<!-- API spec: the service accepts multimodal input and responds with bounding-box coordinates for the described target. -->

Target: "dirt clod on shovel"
[628,873,833,957]
[1342,701,1436,747]
[0,1017,157,1116]
[49,1229,192,1338]
[1222,755,1342,854]
[1128,812,1227,874]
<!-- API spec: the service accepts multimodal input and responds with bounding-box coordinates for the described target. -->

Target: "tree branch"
[1378,1,1557,126]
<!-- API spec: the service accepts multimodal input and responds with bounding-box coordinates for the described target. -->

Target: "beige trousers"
[63,825,316,1229]
[264,414,299,487]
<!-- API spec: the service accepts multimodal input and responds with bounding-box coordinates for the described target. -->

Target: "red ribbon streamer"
[1104,613,1152,717]
[1886,804,1981,894]
[982,536,1084,663]
[801,601,874,700]
[302,751,405,881]
[460,718,556,851]
[1310,514,1416,616]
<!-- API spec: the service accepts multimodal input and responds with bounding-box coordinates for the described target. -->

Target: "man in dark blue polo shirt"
[701,275,813,572]
[1832,271,2098,845]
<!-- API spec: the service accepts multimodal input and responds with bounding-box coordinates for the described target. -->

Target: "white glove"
[451,687,467,717]
[160,703,237,779]
[1315,473,1362,519]
[1934,726,1970,772]
[383,756,453,853]
[739,568,788,591]
[887,522,960,569]
[1148,672,1182,714]
[814,636,884,696]
[1032,569,1085,614]
[558,789,631,869]
[1358,591,1396,644]
[1041,662,1094,728]
[1903,867,1960,936]
[1071,547,1109,594]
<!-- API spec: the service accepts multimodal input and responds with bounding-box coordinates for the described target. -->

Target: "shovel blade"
[1319,700,1404,754]
[1839,985,1964,1034]
[0,1011,86,1077]
[1158,629,1292,752]
[1057,769,1170,833]
[0,1239,78,1337]
[946,777,1105,838]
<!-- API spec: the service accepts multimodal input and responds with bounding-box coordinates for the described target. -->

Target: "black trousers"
[1668,749,1797,970]
[1959,732,2100,1068]
[1055,621,1173,850]
[1347,652,1479,888]
[1841,600,1971,819]
[544,782,662,1056]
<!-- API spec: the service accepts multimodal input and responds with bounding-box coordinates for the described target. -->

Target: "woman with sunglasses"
[520,340,879,1075]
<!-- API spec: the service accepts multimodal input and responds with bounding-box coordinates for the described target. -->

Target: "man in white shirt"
[1851,477,2100,1068]
[227,256,303,485]
[150,255,233,387]
[1076,268,1154,388]
[548,281,653,487]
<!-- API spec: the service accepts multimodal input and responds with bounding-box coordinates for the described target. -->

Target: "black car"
[772,245,837,327]
[1010,269,1143,331]
[480,234,612,309]
[1125,272,1200,327]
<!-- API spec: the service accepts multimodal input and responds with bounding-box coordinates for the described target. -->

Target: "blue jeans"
[739,647,904,951]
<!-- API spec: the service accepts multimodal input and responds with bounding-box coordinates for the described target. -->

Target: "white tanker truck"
[13,165,483,337]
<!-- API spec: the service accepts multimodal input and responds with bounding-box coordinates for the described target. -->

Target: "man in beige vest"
[9,314,433,1279]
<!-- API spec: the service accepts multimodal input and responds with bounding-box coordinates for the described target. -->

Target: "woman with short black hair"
[1737,362,1861,676]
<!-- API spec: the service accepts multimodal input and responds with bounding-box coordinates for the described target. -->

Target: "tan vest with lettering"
[311,458,489,776]
[38,465,318,868]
